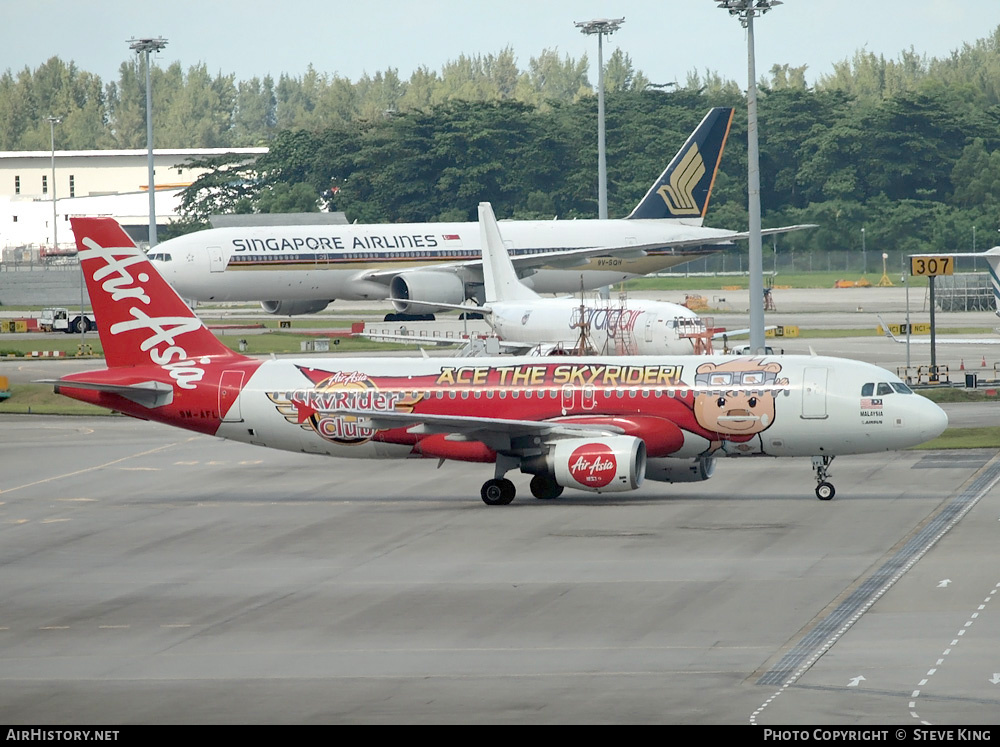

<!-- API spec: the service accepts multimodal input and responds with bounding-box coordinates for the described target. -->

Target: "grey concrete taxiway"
[1,414,998,725]
[3,282,1000,724]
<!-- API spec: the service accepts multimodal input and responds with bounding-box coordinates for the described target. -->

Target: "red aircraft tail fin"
[70,217,244,372]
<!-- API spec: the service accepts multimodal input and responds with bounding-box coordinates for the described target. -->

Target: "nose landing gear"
[812,455,835,500]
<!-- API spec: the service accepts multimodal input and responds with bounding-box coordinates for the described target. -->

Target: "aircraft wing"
[358,240,695,282]
[359,224,818,282]
[711,325,778,340]
[360,331,588,357]
[361,331,468,348]
[361,331,526,352]
[337,408,625,452]
[508,224,818,272]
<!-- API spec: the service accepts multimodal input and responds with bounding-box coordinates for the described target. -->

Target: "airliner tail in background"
[625,107,734,222]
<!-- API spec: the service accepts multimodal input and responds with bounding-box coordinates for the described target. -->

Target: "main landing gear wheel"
[481,478,516,506]
[529,474,564,500]
[811,455,836,501]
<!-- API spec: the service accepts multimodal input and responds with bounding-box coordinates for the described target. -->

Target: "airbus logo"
[656,144,706,216]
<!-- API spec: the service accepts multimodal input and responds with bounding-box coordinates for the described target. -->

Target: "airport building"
[0,147,266,261]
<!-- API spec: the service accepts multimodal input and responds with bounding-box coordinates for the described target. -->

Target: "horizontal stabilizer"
[38,379,174,408]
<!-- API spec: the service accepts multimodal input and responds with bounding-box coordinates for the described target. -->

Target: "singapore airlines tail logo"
[656,143,706,216]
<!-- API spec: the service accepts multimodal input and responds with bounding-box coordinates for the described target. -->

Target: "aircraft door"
[561,384,596,414]
[801,367,829,419]
[645,318,655,343]
[208,246,225,273]
[219,370,245,422]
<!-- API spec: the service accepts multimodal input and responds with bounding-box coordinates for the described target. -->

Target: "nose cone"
[914,398,949,444]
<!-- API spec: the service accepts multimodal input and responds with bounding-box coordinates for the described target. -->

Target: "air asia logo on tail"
[568,443,617,488]
[656,144,705,216]
[78,237,208,389]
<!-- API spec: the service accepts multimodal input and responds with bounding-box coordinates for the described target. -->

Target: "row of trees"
[5,26,1000,151]
[175,82,1000,258]
[5,27,1000,260]
[0,47,650,151]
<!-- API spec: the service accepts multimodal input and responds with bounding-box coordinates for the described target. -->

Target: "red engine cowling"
[551,436,646,493]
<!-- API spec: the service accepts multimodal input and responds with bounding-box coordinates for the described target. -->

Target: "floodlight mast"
[714,1,781,354]
[128,37,168,247]
[575,18,625,220]
[46,116,61,252]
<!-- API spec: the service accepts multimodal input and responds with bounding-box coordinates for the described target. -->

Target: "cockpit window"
[861,383,874,397]
[876,382,893,396]
[891,382,913,394]
[148,252,171,262]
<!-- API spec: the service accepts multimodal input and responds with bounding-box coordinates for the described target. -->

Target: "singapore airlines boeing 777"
[145,108,813,318]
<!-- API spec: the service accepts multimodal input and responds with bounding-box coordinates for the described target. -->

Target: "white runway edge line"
[909,580,1000,725]
[0,439,196,496]
[749,453,1000,726]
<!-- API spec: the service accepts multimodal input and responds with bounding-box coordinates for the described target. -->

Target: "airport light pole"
[861,227,866,274]
[129,36,168,247]
[46,116,61,253]
[715,0,781,354]
[575,17,624,220]
[48,115,85,341]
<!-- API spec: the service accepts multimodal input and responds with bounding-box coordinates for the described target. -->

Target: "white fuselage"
[212,353,947,463]
[149,218,733,303]
[489,297,709,355]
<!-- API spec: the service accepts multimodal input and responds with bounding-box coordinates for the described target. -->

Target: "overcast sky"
[4,1,999,89]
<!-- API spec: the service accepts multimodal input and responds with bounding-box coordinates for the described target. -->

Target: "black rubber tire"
[815,482,835,501]
[529,474,564,500]
[481,478,515,505]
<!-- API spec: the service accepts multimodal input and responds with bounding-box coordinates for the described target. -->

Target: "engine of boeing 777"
[260,299,332,316]
[390,271,467,313]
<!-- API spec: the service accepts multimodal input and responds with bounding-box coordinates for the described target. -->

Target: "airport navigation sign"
[910,256,954,276]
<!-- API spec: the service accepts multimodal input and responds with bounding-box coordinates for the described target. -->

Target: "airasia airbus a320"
[49,217,947,504]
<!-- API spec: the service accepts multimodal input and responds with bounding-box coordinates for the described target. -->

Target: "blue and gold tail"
[626,107,734,223]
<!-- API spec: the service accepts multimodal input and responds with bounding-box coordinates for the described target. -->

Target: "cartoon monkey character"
[692,359,789,455]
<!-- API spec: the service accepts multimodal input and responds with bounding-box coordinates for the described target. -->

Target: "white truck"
[39,307,96,334]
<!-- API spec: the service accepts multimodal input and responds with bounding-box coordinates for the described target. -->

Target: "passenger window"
[877,382,893,396]
[861,383,874,397]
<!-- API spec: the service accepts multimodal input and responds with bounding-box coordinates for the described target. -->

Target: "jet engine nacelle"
[260,299,331,316]
[644,456,716,483]
[390,272,466,314]
[550,436,647,493]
